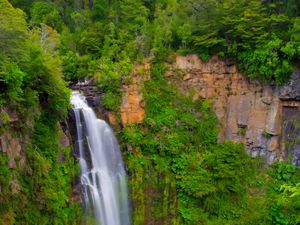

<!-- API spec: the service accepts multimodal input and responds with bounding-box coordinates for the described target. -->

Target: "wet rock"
[70,183,81,203]
[69,55,300,165]
[0,133,22,168]
[279,70,300,100]
[10,176,20,195]
[0,135,8,153]
[60,130,70,147]
[86,94,101,107]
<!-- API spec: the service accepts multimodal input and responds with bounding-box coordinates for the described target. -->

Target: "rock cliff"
[120,54,300,165]
[0,107,80,219]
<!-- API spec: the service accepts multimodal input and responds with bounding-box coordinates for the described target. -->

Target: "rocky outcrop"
[72,55,300,165]
[279,71,300,100]
[71,64,150,127]
[169,54,300,165]
[0,132,24,169]
[71,80,119,127]
[120,64,150,125]
[0,108,25,170]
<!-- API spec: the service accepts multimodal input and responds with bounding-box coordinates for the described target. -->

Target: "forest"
[1,0,300,224]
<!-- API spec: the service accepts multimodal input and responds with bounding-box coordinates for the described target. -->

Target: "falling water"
[71,91,131,225]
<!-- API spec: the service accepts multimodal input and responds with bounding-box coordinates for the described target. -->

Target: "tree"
[30,1,63,31]
[0,0,28,61]
[119,0,149,34]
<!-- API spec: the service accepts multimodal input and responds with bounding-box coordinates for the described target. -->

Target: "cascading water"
[71,91,131,225]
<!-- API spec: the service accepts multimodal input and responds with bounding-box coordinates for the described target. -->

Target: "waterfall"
[71,91,131,225]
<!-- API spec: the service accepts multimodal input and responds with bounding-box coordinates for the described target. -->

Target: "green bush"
[102,91,121,111]
[238,35,296,85]
[267,163,300,225]
[30,1,63,31]
[120,62,259,224]
[17,115,81,225]
[0,2,78,224]
[0,62,26,105]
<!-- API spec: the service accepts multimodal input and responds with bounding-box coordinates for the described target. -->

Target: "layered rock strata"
[173,55,300,164]
[119,54,300,165]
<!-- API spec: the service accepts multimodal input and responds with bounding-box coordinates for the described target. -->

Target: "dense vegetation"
[0,0,81,224]
[10,0,300,85]
[120,63,300,224]
[1,0,300,224]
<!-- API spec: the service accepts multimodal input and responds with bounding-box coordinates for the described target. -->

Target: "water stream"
[71,91,131,225]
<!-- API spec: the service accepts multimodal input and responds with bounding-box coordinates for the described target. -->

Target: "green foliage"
[281,183,300,198]
[30,1,63,31]
[0,118,81,225]
[120,62,300,225]
[120,62,262,225]
[186,0,299,84]
[95,52,132,112]
[0,62,26,105]
[271,162,297,188]
[11,0,300,86]
[0,152,13,201]
[0,1,70,120]
[176,144,255,224]
[267,163,300,225]
[60,51,81,81]
[263,130,275,138]
[238,126,247,136]
[119,0,149,34]
[238,35,296,84]
[4,0,300,224]
[102,91,121,111]
[95,57,122,93]
[23,43,70,120]
[19,116,81,225]
[0,0,28,61]
[32,0,299,86]
[0,1,78,224]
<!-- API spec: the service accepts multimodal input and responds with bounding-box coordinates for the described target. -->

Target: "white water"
[71,91,131,225]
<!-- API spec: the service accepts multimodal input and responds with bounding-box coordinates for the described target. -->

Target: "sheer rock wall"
[119,54,300,165]
[172,54,300,165]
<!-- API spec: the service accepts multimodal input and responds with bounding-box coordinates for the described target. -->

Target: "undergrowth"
[120,63,300,225]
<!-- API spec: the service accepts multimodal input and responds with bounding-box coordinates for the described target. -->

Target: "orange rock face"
[173,54,300,164]
[119,55,300,164]
[120,64,149,125]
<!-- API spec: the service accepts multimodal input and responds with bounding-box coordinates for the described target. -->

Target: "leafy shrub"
[30,1,63,31]
[267,163,300,225]
[102,91,121,111]
[238,35,296,85]
[0,62,26,105]
[61,51,81,81]
[121,62,259,224]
